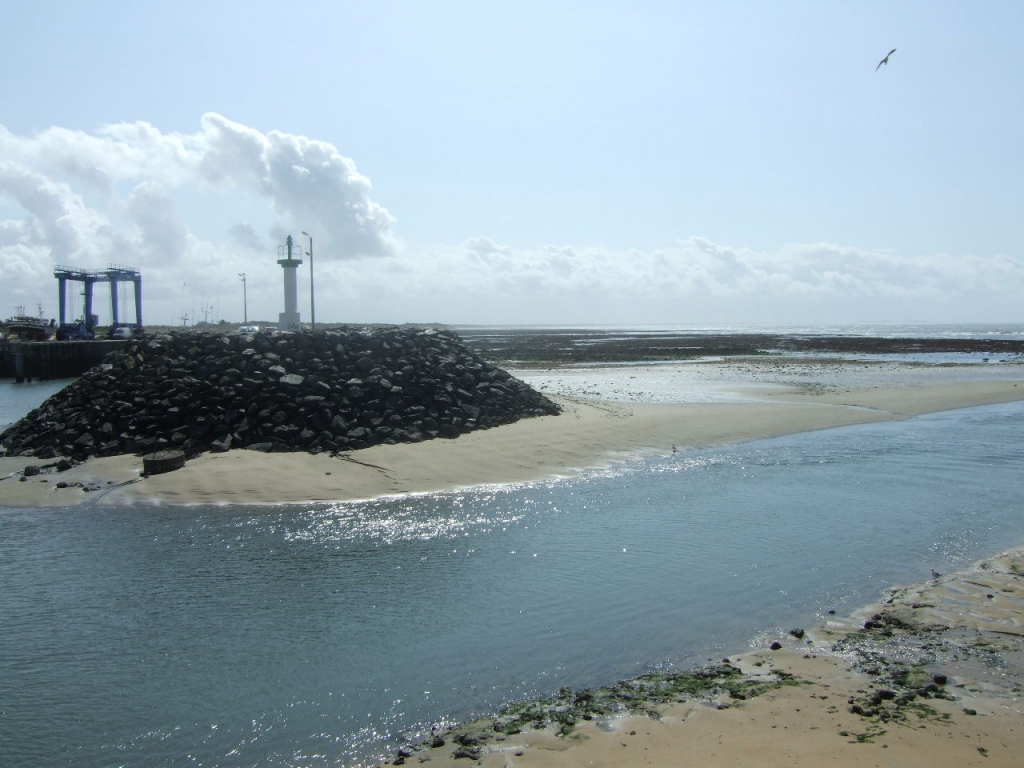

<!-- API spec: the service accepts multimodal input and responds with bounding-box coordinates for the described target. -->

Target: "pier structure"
[277,236,303,331]
[1,339,124,381]
[54,264,143,332]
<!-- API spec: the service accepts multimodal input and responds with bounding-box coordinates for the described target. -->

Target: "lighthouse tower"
[277,235,303,331]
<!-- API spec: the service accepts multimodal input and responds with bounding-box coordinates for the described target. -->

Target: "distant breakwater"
[458,329,1024,365]
[0,327,560,462]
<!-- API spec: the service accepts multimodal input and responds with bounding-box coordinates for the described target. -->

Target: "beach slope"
[2,359,1022,507]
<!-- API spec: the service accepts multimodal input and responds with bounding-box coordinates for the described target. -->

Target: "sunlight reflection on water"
[3,402,1024,768]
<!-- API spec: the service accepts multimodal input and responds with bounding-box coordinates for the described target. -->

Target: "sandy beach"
[2,356,1023,767]
[2,357,1022,509]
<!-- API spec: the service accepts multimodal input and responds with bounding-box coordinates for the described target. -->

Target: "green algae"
[488,663,804,739]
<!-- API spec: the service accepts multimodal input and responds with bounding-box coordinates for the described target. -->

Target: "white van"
[237,325,260,334]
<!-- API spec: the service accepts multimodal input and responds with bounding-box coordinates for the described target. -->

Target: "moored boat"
[4,304,56,341]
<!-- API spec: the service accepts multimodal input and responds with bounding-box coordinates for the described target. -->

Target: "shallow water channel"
[2,400,1024,767]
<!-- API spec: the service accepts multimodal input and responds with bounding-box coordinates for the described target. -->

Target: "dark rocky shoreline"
[0,327,559,461]
[457,327,1024,366]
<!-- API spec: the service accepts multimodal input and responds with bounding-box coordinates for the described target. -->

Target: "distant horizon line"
[139,320,1024,332]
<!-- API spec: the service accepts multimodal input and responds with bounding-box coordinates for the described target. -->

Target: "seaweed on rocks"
[833,609,982,726]
[0,327,560,461]
[390,662,806,765]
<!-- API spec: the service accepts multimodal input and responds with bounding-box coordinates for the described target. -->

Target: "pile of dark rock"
[0,327,560,461]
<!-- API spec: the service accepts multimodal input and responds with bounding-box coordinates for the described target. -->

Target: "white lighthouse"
[277,235,303,331]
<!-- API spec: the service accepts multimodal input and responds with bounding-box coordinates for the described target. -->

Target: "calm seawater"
[3,392,1024,767]
[0,378,74,432]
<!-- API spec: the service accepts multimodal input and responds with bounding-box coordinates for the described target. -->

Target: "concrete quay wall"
[0,340,125,382]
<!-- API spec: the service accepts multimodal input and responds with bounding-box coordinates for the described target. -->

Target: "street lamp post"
[238,272,247,324]
[301,231,315,331]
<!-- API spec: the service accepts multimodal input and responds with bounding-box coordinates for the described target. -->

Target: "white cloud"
[0,113,396,257]
[332,237,1023,325]
[0,161,114,264]
[0,115,400,323]
[1,116,1020,326]
[228,222,266,252]
[196,114,397,257]
[126,183,189,264]
[464,236,512,261]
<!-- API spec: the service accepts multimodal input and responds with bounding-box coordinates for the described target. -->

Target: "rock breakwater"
[0,327,560,461]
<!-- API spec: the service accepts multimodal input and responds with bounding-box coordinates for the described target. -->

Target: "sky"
[2,0,1022,328]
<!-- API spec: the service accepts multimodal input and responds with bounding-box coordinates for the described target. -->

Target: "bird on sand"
[875,48,897,71]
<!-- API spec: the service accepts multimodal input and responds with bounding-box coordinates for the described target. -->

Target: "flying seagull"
[875,48,897,71]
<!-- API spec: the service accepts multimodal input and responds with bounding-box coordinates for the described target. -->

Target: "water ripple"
[3,401,1024,767]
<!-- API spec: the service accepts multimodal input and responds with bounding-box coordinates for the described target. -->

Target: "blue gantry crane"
[53,264,142,340]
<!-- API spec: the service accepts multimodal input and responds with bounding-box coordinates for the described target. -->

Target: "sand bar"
[1,358,1022,507]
